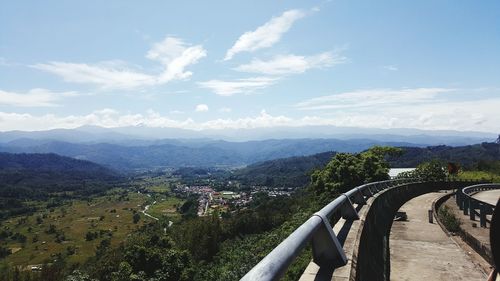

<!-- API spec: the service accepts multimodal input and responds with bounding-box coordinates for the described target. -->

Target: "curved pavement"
[472,189,500,206]
[390,192,487,280]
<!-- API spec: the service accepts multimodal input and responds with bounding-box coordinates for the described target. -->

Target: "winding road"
[141,201,159,221]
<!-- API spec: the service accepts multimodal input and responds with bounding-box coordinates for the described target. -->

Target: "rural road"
[142,201,159,221]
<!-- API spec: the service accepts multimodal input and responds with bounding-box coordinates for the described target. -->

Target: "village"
[173,184,293,216]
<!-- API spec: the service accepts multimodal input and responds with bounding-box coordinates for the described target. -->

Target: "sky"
[1,0,500,132]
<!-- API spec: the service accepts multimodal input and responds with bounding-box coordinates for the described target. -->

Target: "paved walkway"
[390,192,487,281]
[473,189,500,206]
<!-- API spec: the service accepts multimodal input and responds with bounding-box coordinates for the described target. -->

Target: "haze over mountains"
[0,125,495,145]
[0,125,496,171]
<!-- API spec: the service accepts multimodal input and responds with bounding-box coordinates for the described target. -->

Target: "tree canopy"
[310,146,400,195]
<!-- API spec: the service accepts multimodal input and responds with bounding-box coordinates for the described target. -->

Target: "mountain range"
[0,125,496,145]
[0,138,419,170]
[0,125,497,171]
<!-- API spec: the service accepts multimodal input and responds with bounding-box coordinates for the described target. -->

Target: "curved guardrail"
[240,178,418,281]
[456,183,499,227]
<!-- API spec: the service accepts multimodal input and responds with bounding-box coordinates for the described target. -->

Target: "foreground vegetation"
[0,146,397,281]
[2,143,500,281]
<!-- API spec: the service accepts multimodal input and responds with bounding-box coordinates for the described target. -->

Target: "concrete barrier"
[351,181,474,281]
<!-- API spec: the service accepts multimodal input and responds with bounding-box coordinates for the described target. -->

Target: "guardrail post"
[361,186,373,198]
[366,185,374,195]
[469,200,475,221]
[351,189,367,205]
[479,204,487,228]
[463,198,469,215]
[311,213,348,268]
[340,196,359,220]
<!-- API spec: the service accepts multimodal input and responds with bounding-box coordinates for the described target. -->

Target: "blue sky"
[0,0,499,132]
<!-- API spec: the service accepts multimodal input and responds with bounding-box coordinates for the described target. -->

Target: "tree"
[447,162,460,176]
[415,160,447,181]
[133,213,141,224]
[86,231,97,241]
[0,246,11,258]
[311,146,399,195]
[396,159,447,181]
[111,262,133,281]
[64,270,97,281]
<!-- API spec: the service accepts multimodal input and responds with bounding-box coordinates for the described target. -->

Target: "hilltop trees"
[310,146,401,195]
[396,160,447,181]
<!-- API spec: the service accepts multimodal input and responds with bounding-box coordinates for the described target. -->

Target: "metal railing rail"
[456,183,499,227]
[240,178,418,281]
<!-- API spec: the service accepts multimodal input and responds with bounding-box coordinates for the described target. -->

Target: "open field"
[147,197,184,221]
[136,175,176,193]
[0,189,153,266]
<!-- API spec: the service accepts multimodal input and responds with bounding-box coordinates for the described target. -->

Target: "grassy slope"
[1,190,150,266]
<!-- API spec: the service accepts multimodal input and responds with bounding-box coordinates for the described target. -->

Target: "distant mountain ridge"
[0,139,423,170]
[0,125,495,145]
[387,142,500,168]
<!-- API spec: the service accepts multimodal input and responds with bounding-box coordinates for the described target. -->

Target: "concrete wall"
[352,181,474,281]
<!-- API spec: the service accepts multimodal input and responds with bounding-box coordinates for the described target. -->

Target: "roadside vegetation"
[438,205,461,233]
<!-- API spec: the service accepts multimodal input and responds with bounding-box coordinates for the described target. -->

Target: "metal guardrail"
[240,178,418,281]
[456,183,499,227]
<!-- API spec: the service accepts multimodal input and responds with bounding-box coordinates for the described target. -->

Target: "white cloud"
[224,9,306,60]
[235,52,345,75]
[32,37,206,90]
[0,88,76,107]
[195,104,209,112]
[295,88,454,110]
[382,65,399,71]
[197,77,278,96]
[32,62,157,90]
[147,37,207,83]
[201,110,293,129]
[289,87,500,131]
[1,97,500,132]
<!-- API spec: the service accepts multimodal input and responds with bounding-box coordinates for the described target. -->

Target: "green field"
[458,170,500,182]
[137,175,176,193]
[147,197,184,221]
[1,190,155,267]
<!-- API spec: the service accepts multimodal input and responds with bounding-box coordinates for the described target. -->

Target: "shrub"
[438,205,461,232]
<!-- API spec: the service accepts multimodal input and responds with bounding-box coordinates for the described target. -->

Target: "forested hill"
[230,151,336,187]
[0,139,420,170]
[230,142,500,188]
[0,152,115,175]
[388,142,500,168]
[0,153,119,200]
